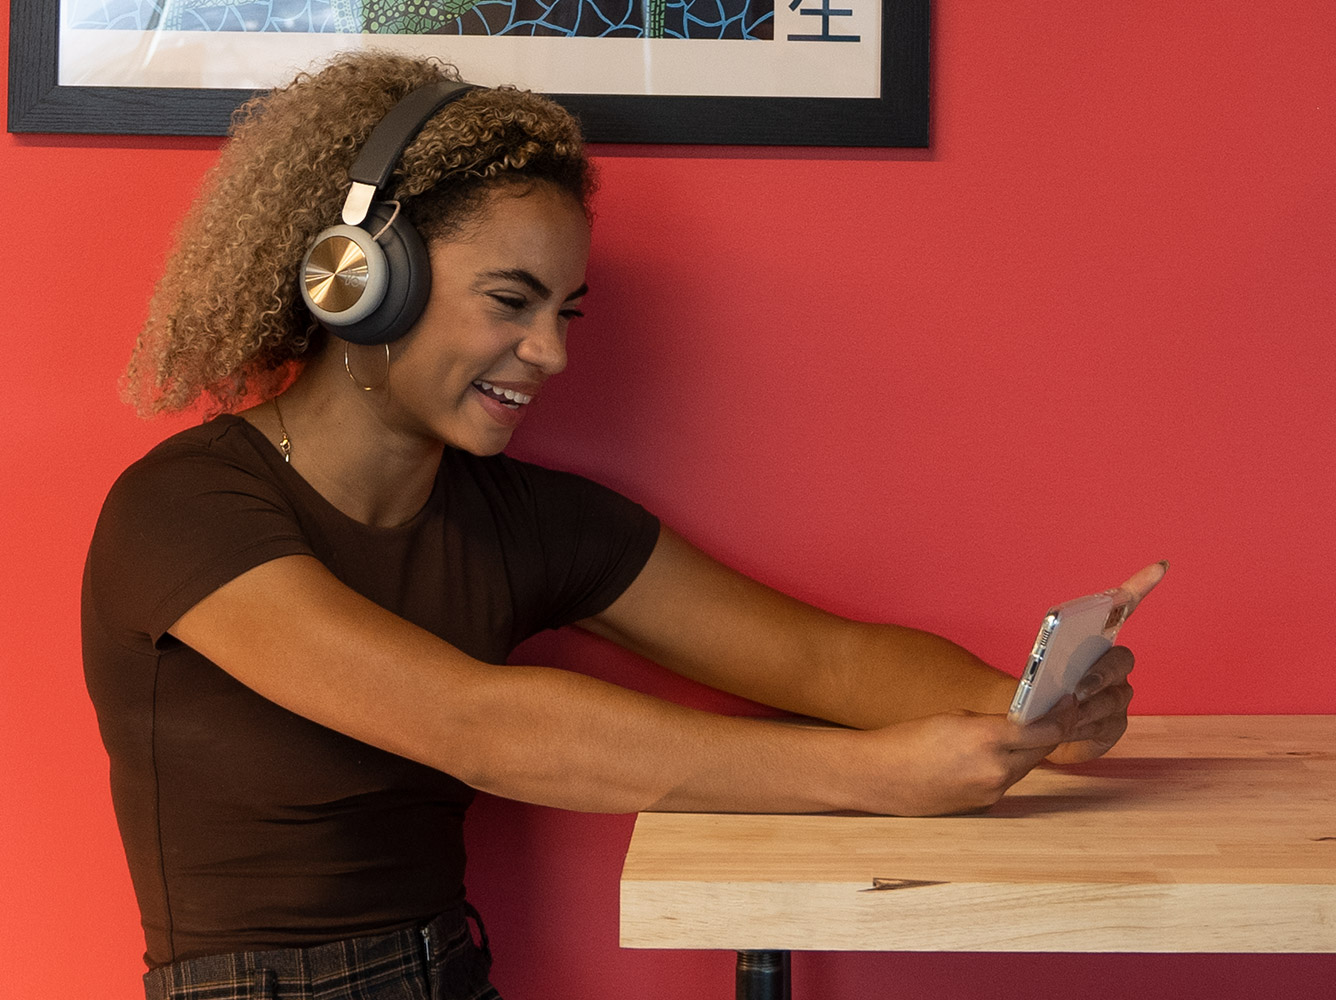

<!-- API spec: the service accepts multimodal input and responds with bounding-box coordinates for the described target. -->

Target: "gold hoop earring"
[345,342,390,392]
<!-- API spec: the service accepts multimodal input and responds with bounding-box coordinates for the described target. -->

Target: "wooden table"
[619,716,1336,998]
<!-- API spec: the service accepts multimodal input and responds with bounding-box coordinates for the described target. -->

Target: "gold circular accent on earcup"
[303,235,371,313]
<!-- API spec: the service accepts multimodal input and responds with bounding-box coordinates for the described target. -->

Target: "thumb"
[1120,560,1169,608]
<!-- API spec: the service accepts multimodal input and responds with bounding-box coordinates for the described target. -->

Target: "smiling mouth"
[473,380,534,409]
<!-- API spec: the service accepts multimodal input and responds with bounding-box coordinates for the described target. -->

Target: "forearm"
[809,620,1018,729]
[422,659,1077,818]
[397,660,862,814]
[585,528,1019,731]
[590,611,1016,733]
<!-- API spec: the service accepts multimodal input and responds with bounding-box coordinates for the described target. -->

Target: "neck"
[246,347,443,528]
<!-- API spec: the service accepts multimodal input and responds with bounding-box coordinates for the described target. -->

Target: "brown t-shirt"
[81,415,659,968]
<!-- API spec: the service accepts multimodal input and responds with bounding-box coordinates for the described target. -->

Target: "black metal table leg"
[735,950,791,1000]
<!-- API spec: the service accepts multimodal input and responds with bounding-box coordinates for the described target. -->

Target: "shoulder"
[115,415,275,484]
[86,416,312,644]
[101,416,287,520]
[90,414,304,578]
[443,452,661,627]
[440,451,660,557]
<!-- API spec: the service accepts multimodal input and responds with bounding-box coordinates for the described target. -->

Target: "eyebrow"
[481,268,588,302]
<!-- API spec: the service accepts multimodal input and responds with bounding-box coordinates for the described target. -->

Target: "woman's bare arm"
[170,552,1077,817]
[583,527,1164,761]
[582,526,1020,726]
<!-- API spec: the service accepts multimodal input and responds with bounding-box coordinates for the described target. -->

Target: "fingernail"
[1158,560,1170,571]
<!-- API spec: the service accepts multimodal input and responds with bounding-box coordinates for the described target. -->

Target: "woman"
[83,52,1161,1000]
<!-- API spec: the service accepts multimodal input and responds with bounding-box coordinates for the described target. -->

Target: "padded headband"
[340,80,478,226]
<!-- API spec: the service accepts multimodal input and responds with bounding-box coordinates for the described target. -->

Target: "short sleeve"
[84,434,314,648]
[507,462,661,632]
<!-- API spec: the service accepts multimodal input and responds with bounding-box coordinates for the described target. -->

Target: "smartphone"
[1007,586,1136,725]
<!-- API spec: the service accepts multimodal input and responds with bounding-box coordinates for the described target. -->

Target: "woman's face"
[383,181,591,456]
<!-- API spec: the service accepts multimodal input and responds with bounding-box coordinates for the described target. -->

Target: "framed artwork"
[8,0,928,144]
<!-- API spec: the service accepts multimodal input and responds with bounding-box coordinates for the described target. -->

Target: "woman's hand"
[855,701,1079,816]
[1044,645,1135,764]
[1044,560,1167,765]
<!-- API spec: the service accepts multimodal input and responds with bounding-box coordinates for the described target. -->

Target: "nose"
[516,317,567,376]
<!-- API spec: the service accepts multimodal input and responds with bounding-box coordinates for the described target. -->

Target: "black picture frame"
[7,0,928,145]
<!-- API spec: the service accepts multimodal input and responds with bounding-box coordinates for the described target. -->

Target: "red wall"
[4,3,1334,997]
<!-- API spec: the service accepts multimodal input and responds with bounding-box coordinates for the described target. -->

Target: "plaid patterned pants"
[143,905,500,1000]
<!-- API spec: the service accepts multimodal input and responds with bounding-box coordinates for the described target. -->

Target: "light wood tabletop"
[620,715,1336,954]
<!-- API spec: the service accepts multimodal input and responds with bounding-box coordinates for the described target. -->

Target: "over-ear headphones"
[300,81,477,345]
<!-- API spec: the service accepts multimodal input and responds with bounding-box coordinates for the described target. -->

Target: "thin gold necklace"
[272,396,292,464]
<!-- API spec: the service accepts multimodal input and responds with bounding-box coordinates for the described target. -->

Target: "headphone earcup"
[300,203,432,346]
[300,224,390,330]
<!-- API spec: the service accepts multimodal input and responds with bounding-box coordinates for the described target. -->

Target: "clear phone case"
[1007,587,1134,724]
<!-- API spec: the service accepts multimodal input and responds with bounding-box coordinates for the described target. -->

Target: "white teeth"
[474,380,532,406]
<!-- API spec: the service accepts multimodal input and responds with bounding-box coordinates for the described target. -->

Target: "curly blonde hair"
[124,51,594,416]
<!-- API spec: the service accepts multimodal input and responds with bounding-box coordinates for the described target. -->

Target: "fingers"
[883,711,1076,815]
[1075,645,1134,701]
[1050,649,1135,764]
[1069,691,1131,746]
[1052,692,1131,762]
[1071,647,1133,737]
[1075,677,1133,724]
[1011,695,1079,750]
[1119,560,1169,607]
[997,698,1079,781]
[965,715,1068,809]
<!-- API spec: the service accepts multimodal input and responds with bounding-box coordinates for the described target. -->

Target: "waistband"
[144,904,493,1000]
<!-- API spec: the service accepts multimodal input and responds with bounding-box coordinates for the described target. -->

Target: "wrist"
[816,725,886,814]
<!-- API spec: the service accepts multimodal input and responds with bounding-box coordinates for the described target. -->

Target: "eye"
[489,293,526,311]
[559,307,585,321]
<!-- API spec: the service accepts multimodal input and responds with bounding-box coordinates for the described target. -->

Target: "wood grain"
[620,716,1336,952]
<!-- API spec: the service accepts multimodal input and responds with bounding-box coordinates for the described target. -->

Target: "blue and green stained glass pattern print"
[67,0,775,38]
